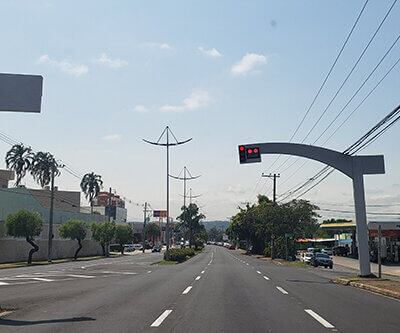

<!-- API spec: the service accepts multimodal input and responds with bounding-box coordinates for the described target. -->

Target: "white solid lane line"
[32,278,54,282]
[182,286,192,295]
[151,310,173,327]
[263,276,270,280]
[276,286,288,295]
[304,309,335,329]
[0,282,9,286]
[195,276,201,281]
[256,271,261,274]
[66,275,95,279]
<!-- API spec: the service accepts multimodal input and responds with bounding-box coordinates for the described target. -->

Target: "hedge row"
[164,248,196,262]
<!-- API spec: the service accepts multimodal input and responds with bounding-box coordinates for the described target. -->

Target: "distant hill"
[200,220,230,231]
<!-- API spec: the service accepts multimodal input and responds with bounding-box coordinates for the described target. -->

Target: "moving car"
[152,246,161,252]
[311,253,333,269]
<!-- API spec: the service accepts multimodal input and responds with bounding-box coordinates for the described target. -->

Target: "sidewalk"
[333,256,400,277]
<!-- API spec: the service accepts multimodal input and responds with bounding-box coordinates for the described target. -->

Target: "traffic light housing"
[238,145,262,164]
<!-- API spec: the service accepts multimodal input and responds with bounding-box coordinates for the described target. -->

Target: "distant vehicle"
[228,244,235,250]
[303,252,314,265]
[321,248,333,255]
[333,246,349,256]
[307,247,321,254]
[152,246,161,253]
[124,244,134,252]
[133,244,143,251]
[311,253,333,269]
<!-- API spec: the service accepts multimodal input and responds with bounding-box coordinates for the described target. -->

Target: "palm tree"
[80,172,103,213]
[30,151,61,188]
[5,143,34,186]
[30,151,63,263]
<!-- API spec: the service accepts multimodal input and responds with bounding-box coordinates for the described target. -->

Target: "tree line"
[227,195,320,259]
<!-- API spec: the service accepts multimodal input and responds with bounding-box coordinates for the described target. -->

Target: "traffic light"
[238,145,262,164]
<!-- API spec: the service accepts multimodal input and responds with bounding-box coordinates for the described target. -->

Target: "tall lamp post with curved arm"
[144,126,192,260]
[170,166,201,247]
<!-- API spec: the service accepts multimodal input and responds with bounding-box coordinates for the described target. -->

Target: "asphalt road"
[1,246,400,332]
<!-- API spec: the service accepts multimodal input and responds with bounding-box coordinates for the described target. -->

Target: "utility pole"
[170,167,200,248]
[144,126,192,260]
[142,202,147,254]
[108,187,112,222]
[262,173,280,260]
[47,165,55,263]
[378,224,382,278]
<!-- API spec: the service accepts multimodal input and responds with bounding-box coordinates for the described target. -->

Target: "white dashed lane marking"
[201,270,205,274]
[263,276,270,281]
[0,282,9,286]
[276,286,288,295]
[256,271,261,274]
[195,276,201,281]
[304,309,335,329]
[182,286,192,295]
[150,310,173,327]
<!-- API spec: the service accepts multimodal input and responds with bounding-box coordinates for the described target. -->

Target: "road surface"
[0,246,399,332]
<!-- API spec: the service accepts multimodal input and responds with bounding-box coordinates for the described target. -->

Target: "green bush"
[164,248,197,262]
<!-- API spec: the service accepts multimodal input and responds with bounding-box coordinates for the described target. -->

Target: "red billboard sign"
[153,210,167,218]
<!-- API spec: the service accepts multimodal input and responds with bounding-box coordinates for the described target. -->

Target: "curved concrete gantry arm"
[255,142,385,178]
[243,142,385,276]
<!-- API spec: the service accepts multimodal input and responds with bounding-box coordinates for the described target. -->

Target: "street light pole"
[170,166,201,248]
[143,126,192,261]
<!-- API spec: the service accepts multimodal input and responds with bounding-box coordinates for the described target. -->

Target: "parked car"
[311,253,333,269]
[228,244,235,250]
[307,247,321,254]
[333,246,349,256]
[321,248,333,255]
[152,246,161,252]
[133,244,143,251]
[303,252,314,265]
[124,244,135,252]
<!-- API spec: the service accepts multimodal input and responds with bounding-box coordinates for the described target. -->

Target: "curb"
[334,278,400,301]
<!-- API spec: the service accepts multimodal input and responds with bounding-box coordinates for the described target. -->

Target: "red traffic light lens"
[247,149,253,154]
[239,146,245,151]
[254,148,259,153]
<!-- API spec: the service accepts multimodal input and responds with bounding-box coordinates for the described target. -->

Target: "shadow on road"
[286,279,330,284]
[0,316,95,326]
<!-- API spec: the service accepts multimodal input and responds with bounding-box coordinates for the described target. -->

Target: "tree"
[6,209,43,264]
[80,172,103,213]
[145,222,161,245]
[90,221,115,256]
[229,196,320,258]
[115,225,133,254]
[5,143,34,186]
[176,203,206,248]
[59,220,87,260]
[30,151,61,188]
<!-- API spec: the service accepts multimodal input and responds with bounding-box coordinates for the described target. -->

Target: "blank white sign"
[0,73,43,113]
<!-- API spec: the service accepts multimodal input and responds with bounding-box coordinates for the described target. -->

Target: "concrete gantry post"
[238,142,385,276]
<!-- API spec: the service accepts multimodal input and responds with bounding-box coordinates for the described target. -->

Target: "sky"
[0,0,399,222]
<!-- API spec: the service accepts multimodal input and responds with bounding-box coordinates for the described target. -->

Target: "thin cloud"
[133,105,149,113]
[231,53,267,76]
[38,54,88,77]
[95,53,128,68]
[198,46,222,57]
[141,42,173,50]
[102,134,121,141]
[159,91,213,112]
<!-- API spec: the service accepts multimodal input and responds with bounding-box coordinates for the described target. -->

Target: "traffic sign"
[0,73,43,113]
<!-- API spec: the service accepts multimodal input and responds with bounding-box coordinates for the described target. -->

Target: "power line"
[265,0,370,172]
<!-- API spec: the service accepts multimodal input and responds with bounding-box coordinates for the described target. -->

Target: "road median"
[334,277,400,300]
